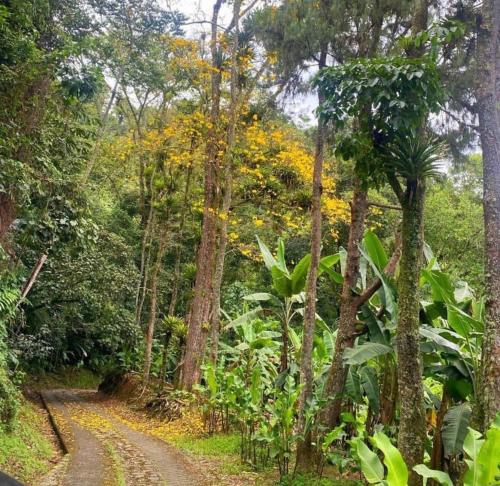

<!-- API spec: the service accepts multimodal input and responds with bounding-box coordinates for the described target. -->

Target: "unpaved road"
[39,389,202,486]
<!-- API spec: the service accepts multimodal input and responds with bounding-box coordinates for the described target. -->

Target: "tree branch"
[368,201,402,211]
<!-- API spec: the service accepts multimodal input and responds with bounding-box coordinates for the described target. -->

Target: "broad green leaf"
[359,245,396,315]
[345,368,362,403]
[319,253,340,271]
[360,366,380,414]
[474,426,500,486]
[355,439,384,483]
[322,424,345,450]
[320,264,344,284]
[463,427,484,462]
[244,292,273,301]
[447,305,484,338]
[442,403,472,456]
[371,431,408,486]
[419,326,461,354]
[343,342,393,365]
[271,265,293,297]
[256,235,277,271]
[251,366,261,404]
[421,270,456,304]
[290,254,311,294]
[413,464,453,486]
[277,238,288,273]
[363,231,388,271]
[224,307,262,330]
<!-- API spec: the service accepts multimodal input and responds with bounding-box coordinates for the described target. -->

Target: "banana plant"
[355,416,500,486]
[246,236,339,374]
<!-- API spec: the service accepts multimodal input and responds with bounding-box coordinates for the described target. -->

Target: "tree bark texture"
[295,46,327,472]
[319,179,368,431]
[181,0,224,390]
[476,0,500,430]
[209,0,242,366]
[396,181,426,485]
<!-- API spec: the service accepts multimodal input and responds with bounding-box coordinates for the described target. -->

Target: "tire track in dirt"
[40,389,202,486]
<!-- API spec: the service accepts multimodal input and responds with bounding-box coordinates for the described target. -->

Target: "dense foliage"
[0,0,498,485]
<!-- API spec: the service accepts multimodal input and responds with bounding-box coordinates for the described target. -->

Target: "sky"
[171,0,318,125]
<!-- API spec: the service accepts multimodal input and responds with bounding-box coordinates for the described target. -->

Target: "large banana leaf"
[442,402,472,456]
[413,464,453,486]
[363,230,389,271]
[447,305,484,338]
[360,365,380,414]
[355,439,384,484]
[371,431,408,486]
[359,244,396,316]
[290,254,311,294]
[421,269,456,305]
[474,425,500,486]
[343,342,392,365]
[256,235,278,271]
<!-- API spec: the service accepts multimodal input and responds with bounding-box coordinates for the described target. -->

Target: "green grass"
[27,366,101,390]
[278,474,362,486]
[171,432,241,456]
[0,400,55,483]
[105,441,126,486]
[170,433,256,475]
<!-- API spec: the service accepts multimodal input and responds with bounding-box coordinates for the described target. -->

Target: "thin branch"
[386,172,404,204]
[368,201,402,211]
[441,108,479,131]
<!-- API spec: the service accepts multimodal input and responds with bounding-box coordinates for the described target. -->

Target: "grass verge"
[0,400,56,483]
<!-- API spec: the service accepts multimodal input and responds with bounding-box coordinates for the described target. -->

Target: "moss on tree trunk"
[396,181,426,485]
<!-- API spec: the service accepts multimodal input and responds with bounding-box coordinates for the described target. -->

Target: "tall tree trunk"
[295,46,328,472]
[181,0,224,390]
[476,0,500,430]
[396,181,426,485]
[168,161,193,316]
[319,178,368,430]
[143,228,168,381]
[210,0,242,366]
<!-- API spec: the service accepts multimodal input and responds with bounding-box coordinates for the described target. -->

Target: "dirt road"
[39,389,202,486]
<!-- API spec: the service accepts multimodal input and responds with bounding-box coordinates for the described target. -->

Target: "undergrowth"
[0,400,55,483]
[27,366,101,390]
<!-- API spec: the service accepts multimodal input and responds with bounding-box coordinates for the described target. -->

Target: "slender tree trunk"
[181,0,224,390]
[209,0,242,365]
[396,181,426,485]
[319,179,368,430]
[143,228,168,381]
[168,161,193,317]
[159,330,173,387]
[83,75,121,183]
[296,47,327,472]
[15,254,48,308]
[476,0,500,430]
[379,357,398,426]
